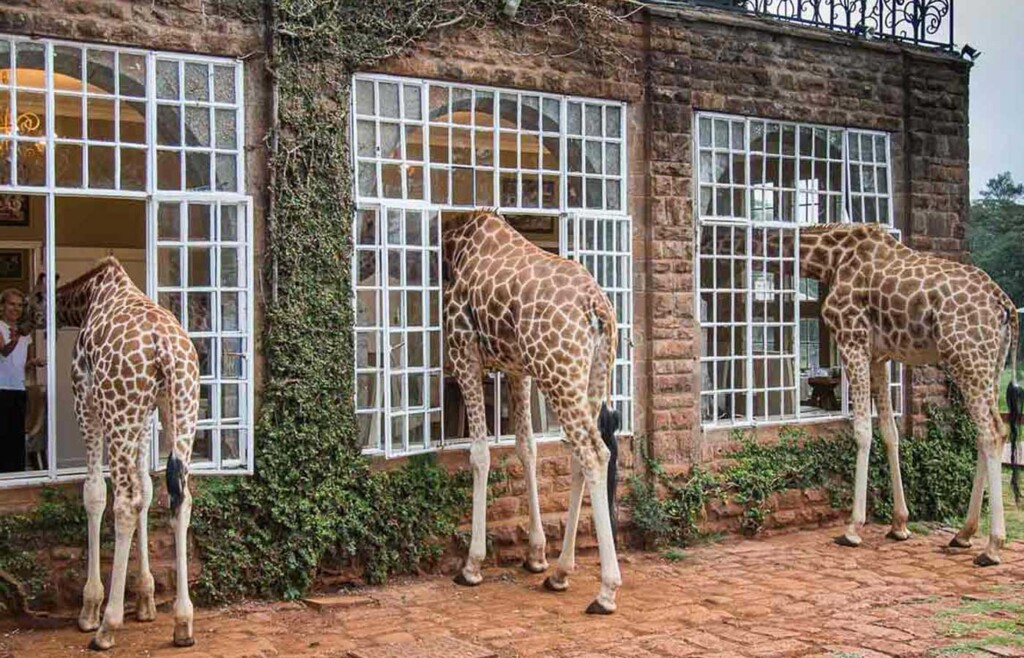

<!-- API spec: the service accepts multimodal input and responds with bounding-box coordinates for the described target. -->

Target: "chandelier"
[1,109,46,154]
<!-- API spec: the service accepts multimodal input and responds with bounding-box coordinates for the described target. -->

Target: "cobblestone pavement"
[3,524,1024,657]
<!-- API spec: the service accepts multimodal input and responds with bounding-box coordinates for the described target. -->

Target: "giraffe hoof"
[974,553,1001,567]
[453,571,482,587]
[136,595,157,622]
[834,534,862,547]
[543,575,569,592]
[585,599,615,615]
[88,637,112,652]
[948,536,972,549]
[173,636,196,648]
[79,618,100,633]
[522,559,549,574]
[885,529,911,542]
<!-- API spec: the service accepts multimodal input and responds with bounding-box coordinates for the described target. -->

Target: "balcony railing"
[656,1,956,51]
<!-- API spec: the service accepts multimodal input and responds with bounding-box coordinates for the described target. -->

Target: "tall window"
[352,74,632,457]
[0,35,253,488]
[696,113,902,426]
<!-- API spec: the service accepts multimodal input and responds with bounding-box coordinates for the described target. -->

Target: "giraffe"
[442,209,623,614]
[796,223,1023,565]
[28,257,200,650]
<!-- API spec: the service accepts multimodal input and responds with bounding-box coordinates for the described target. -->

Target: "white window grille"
[352,74,631,457]
[0,34,253,488]
[153,198,252,470]
[563,213,634,432]
[696,112,903,427]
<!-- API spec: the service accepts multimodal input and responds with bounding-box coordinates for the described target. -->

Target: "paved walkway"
[3,524,1024,657]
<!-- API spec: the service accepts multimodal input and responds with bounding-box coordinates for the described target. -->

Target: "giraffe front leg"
[872,361,910,541]
[544,454,582,592]
[951,452,986,548]
[79,470,106,633]
[511,376,547,573]
[836,349,872,548]
[452,346,490,587]
[456,435,490,586]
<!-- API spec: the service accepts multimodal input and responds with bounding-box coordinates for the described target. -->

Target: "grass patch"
[908,520,939,536]
[932,596,1024,655]
[661,547,688,562]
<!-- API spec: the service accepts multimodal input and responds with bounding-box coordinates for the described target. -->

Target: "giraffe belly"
[875,344,941,367]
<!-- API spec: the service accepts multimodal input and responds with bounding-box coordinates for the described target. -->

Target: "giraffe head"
[25,272,56,333]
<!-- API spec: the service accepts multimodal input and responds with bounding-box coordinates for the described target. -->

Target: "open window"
[351,74,632,458]
[696,113,902,427]
[0,35,253,487]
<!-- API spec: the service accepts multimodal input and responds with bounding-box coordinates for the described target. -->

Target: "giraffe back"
[442,211,617,387]
[58,258,200,437]
[805,224,1016,369]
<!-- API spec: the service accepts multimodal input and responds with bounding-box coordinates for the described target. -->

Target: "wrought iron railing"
[654,1,956,51]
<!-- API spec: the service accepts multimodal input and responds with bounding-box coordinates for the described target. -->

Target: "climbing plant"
[0,488,110,613]
[626,399,979,548]
[189,0,630,603]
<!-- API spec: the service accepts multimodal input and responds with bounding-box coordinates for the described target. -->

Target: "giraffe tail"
[166,451,187,515]
[592,294,621,538]
[1007,306,1023,506]
[156,338,189,515]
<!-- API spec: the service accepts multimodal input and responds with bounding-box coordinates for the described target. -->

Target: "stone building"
[0,0,967,583]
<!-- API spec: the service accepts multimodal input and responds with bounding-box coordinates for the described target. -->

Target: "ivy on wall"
[626,398,979,549]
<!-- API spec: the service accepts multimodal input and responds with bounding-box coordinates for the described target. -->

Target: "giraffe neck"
[54,259,131,327]
[798,231,835,283]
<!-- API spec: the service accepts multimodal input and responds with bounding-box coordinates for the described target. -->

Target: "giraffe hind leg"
[90,429,146,651]
[546,389,621,613]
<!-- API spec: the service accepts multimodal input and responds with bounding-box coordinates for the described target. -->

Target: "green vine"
[189,0,630,603]
[627,400,979,548]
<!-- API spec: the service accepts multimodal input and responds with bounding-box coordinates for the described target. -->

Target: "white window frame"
[563,211,634,433]
[0,34,253,489]
[695,111,903,429]
[351,73,632,458]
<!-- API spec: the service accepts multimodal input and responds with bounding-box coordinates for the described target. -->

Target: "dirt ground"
[3,523,1024,658]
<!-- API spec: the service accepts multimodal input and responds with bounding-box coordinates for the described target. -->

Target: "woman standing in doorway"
[0,288,44,473]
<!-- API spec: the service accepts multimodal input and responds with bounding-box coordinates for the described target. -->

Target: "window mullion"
[381,210,392,458]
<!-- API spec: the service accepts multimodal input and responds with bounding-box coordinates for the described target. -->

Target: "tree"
[968,172,1024,307]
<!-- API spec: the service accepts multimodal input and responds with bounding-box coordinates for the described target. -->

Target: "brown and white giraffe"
[443,210,622,613]
[796,223,1022,565]
[29,257,200,650]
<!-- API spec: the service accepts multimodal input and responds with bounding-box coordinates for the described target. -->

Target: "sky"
[956,0,1024,199]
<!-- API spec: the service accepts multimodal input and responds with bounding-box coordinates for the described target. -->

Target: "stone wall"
[0,0,261,57]
[0,1,971,607]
